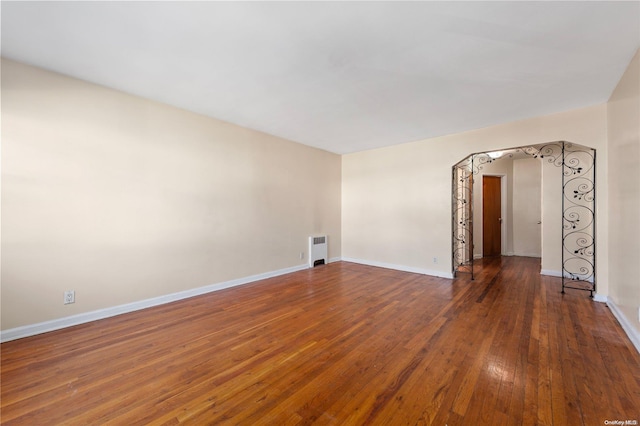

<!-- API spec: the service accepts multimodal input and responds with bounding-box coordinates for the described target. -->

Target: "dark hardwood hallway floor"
[2,257,639,425]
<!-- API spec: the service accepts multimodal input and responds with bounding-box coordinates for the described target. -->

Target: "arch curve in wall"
[452,141,596,297]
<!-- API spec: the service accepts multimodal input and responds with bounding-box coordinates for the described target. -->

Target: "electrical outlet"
[433,257,438,264]
[64,290,75,305]
[300,252,304,260]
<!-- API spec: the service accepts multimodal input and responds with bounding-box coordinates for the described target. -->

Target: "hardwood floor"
[1,257,639,425]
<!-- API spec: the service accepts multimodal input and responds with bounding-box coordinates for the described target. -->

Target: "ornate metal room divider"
[451,141,596,297]
[452,155,475,280]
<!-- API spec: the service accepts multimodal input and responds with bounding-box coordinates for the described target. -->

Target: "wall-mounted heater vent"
[309,235,328,267]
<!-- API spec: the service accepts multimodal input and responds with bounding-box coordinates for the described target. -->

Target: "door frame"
[480,173,507,257]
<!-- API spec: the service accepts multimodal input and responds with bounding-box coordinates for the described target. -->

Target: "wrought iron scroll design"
[452,153,496,280]
[452,158,474,279]
[452,152,498,280]
[527,142,596,296]
[451,142,596,297]
[560,143,596,296]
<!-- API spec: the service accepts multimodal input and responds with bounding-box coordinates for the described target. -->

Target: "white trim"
[328,256,342,263]
[607,300,640,354]
[593,293,607,303]
[341,257,454,279]
[540,269,562,277]
[500,174,508,256]
[513,252,539,258]
[478,173,508,258]
[476,253,535,259]
[540,269,594,283]
[0,263,309,343]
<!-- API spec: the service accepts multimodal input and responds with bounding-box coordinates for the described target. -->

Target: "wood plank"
[2,258,639,424]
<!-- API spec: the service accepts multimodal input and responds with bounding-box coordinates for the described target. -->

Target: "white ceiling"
[2,2,639,154]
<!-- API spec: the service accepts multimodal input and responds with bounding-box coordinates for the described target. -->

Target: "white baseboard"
[0,263,310,343]
[474,252,519,259]
[341,257,454,279]
[593,293,607,303]
[607,300,640,354]
[539,270,606,301]
[540,269,595,284]
[540,269,562,277]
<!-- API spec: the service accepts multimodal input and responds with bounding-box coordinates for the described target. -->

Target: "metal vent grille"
[313,236,326,245]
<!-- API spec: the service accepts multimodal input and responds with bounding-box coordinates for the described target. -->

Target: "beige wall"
[1,59,341,330]
[3,53,626,334]
[470,154,549,263]
[472,157,514,258]
[342,104,608,290]
[540,159,563,273]
[464,155,545,261]
[513,158,542,257]
[607,49,640,334]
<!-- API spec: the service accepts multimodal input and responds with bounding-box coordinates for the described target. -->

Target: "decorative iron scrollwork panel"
[561,143,596,296]
[452,141,596,296]
[452,163,473,277]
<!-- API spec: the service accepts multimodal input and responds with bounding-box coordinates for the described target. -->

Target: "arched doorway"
[452,141,596,297]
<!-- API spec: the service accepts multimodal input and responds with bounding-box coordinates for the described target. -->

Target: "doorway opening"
[452,141,596,297]
[482,175,502,257]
